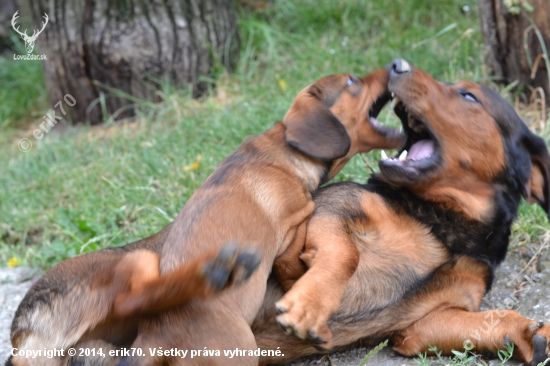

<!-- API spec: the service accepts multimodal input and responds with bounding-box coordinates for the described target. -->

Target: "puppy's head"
[283,69,405,179]
[381,59,550,220]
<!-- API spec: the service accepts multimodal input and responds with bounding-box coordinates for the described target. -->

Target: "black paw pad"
[235,250,262,280]
[530,335,548,366]
[203,263,231,291]
[202,243,239,291]
[217,243,239,263]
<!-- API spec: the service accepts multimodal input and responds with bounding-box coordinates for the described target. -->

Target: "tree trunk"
[0,0,17,52]
[26,0,240,124]
[477,0,550,103]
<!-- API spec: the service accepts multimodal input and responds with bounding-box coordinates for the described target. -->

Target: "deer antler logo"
[11,11,49,54]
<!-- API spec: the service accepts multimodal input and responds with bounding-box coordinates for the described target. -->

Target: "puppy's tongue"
[408,140,435,160]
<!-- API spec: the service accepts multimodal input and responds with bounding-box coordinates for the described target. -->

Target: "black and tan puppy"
[254,60,550,366]
[8,69,404,366]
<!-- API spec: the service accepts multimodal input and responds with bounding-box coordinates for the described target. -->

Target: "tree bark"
[26,0,240,124]
[477,0,550,103]
[0,0,17,52]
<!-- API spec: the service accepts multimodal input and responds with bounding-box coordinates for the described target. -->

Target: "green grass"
[0,34,48,130]
[0,0,548,268]
[413,341,515,366]
[359,339,388,365]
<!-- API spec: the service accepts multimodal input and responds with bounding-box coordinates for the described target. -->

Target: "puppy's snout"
[390,59,411,75]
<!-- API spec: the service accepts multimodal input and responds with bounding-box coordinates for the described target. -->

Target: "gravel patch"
[0,267,37,361]
[1,248,548,365]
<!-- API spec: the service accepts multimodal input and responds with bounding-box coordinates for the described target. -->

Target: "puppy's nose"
[390,59,412,75]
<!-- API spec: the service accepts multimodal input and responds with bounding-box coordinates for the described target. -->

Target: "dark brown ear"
[283,92,350,161]
[522,131,550,220]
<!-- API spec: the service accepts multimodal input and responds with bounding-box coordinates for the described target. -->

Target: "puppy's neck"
[413,180,497,222]
[366,175,518,268]
[259,123,328,193]
[286,150,328,193]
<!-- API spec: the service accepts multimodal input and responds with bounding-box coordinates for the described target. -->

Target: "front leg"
[392,307,550,366]
[274,215,359,350]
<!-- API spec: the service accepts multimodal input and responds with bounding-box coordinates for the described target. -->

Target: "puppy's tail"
[113,243,262,318]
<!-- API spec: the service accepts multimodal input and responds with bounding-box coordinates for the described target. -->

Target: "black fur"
[365,175,520,269]
[313,182,369,232]
[314,168,525,302]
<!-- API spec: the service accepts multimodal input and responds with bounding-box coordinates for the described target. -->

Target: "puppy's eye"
[458,90,480,104]
[347,76,359,86]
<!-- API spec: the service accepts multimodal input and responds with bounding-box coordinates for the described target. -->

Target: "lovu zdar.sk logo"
[11,11,48,61]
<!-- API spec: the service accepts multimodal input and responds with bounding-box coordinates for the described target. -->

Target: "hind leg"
[114,243,261,317]
[119,306,259,366]
[119,253,271,366]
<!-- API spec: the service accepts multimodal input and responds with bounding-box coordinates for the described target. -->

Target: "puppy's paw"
[275,292,334,350]
[503,321,550,365]
[202,242,262,292]
[527,322,550,366]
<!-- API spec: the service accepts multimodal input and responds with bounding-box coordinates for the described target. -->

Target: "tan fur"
[115,70,400,366]
[272,192,449,351]
[258,64,550,365]
[9,70,404,366]
[528,164,546,204]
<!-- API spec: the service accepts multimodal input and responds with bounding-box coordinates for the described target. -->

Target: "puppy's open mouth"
[379,94,442,183]
[367,91,403,138]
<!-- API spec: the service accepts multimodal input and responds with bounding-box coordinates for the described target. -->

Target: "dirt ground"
[1,246,548,366]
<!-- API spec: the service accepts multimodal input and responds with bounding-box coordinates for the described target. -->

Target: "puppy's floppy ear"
[521,130,550,220]
[283,87,350,161]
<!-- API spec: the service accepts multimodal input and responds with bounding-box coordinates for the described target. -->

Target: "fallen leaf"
[278,79,287,92]
[183,154,202,171]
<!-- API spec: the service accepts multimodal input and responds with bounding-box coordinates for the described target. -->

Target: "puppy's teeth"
[391,92,395,98]
[391,96,401,110]
[381,150,389,160]
[399,150,408,161]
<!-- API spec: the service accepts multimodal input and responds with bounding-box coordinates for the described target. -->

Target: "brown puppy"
[253,60,550,366]
[8,69,404,366]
